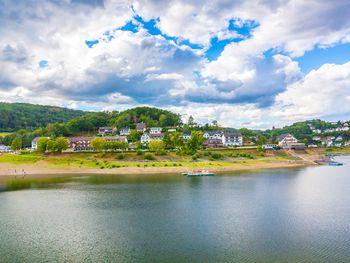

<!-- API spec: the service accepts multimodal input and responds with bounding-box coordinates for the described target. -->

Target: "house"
[136,122,147,132]
[149,127,162,134]
[308,144,318,148]
[203,139,224,148]
[168,128,176,133]
[276,134,298,148]
[312,136,321,141]
[183,132,191,141]
[140,133,164,144]
[335,136,343,142]
[203,130,224,140]
[103,136,128,143]
[119,127,130,136]
[31,137,49,150]
[98,127,116,136]
[344,141,350,147]
[69,137,93,151]
[141,133,151,144]
[0,144,12,152]
[262,144,277,150]
[222,133,243,146]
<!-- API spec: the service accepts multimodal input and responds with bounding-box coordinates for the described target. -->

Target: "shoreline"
[0,159,312,181]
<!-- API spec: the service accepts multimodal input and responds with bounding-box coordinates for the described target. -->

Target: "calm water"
[1,157,350,262]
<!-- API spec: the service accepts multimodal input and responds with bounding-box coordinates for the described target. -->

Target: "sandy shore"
[0,160,312,180]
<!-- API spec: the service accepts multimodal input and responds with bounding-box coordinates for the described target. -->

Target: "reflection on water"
[1,157,350,262]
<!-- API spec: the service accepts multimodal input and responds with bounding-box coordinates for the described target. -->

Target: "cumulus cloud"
[1,0,350,128]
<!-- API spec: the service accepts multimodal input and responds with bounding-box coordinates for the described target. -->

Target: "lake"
[1,156,350,262]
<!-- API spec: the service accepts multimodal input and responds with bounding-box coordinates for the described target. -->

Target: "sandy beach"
[0,159,312,181]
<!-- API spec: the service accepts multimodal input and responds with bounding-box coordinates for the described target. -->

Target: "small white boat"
[182,170,215,177]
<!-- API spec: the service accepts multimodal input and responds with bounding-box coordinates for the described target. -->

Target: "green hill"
[0,102,86,131]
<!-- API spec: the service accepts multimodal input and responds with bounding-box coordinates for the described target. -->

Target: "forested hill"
[0,102,86,131]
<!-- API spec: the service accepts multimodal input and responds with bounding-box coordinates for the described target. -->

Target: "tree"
[91,138,105,152]
[256,134,267,145]
[11,137,22,150]
[188,115,195,127]
[37,137,49,153]
[148,140,165,152]
[55,137,69,153]
[184,131,204,154]
[164,132,183,149]
[46,137,68,154]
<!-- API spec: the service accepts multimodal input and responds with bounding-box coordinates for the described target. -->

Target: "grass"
[0,148,301,171]
[0,132,13,137]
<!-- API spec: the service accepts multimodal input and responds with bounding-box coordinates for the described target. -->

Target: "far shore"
[0,159,312,181]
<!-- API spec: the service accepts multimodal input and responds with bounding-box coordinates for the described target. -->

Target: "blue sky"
[1,0,350,129]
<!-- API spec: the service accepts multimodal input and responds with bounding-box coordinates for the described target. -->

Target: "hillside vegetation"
[0,103,86,131]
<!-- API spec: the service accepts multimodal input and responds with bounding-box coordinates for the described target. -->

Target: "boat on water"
[328,162,343,166]
[182,170,215,177]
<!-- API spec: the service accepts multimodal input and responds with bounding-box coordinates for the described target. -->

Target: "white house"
[119,127,130,136]
[168,128,176,133]
[31,137,49,151]
[141,133,151,144]
[0,144,12,152]
[149,127,162,134]
[183,132,191,141]
[203,130,224,140]
[276,134,298,148]
[141,133,164,144]
[222,133,243,146]
[312,136,322,141]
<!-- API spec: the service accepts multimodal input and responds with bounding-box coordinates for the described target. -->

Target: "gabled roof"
[276,133,293,142]
[136,122,146,129]
[224,133,242,138]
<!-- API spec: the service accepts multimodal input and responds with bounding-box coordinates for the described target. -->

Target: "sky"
[1,0,350,129]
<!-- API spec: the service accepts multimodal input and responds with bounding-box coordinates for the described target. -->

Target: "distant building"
[119,127,130,136]
[0,144,12,152]
[136,122,147,132]
[98,127,116,136]
[183,132,191,141]
[167,128,176,133]
[203,130,224,140]
[312,136,321,141]
[222,133,243,146]
[276,134,298,148]
[203,139,224,148]
[103,136,128,143]
[31,137,49,150]
[149,127,162,134]
[69,137,93,151]
[140,133,164,144]
[262,144,277,150]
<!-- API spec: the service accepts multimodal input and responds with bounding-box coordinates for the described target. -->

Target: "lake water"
[1,156,350,262]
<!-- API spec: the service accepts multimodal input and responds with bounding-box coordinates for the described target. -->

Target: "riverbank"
[0,159,311,181]
[1,147,344,180]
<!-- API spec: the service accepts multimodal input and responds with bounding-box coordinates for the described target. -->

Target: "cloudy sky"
[1,0,350,129]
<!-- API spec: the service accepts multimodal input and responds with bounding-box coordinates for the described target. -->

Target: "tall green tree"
[11,137,22,150]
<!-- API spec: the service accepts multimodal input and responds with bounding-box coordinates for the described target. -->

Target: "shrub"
[211,153,222,159]
[137,150,143,156]
[137,164,141,167]
[157,150,167,156]
[117,153,125,160]
[192,154,198,160]
[144,153,154,160]
[173,163,177,166]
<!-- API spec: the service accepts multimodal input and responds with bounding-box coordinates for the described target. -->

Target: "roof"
[104,136,127,141]
[276,133,293,142]
[150,133,164,138]
[224,133,242,138]
[69,137,93,142]
[136,122,146,129]
[205,130,224,135]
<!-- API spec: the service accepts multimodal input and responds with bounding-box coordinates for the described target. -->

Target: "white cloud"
[274,61,350,121]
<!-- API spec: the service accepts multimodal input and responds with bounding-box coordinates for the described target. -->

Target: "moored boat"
[182,170,215,177]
